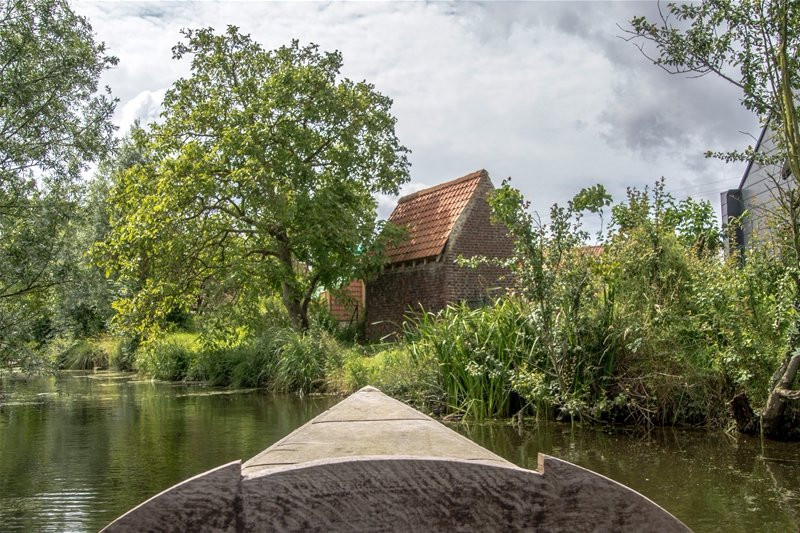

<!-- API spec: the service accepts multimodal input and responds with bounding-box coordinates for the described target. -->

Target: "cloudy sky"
[76,1,760,225]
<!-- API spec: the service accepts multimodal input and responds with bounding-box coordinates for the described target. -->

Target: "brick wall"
[443,177,514,304]
[365,260,446,340]
[365,174,514,340]
[327,280,364,324]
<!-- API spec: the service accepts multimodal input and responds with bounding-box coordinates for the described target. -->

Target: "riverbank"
[34,299,771,430]
[8,180,798,436]
[55,328,441,412]
[27,271,795,433]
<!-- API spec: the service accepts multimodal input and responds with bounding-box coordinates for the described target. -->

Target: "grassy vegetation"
[124,328,360,394]
[72,261,786,429]
[404,299,532,419]
[121,328,435,404]
[47,335,121,371]
[78,325,438,410]
[37,180,794,433]
[53,338,106,370]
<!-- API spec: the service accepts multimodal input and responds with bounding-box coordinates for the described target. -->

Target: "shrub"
[405,179,787,427]
[271,328,343,394]
[228,332,279,388]
[341,346,436,394]
[109,336,139,371]
[70,342,101,370]
[132,326,342,394]
[308,296,365,344]
[404,299,539,419]
[51,337,107,370]
[134,333,198,381]
[186,346,235,385]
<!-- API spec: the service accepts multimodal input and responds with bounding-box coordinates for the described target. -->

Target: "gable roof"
[384,169,487,264]
[738,122,769,190]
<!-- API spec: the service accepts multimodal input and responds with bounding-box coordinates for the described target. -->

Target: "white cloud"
[115,88,168,136]
[76,1,759,221]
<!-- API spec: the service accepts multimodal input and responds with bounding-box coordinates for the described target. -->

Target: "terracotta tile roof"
[579,245,604,257]
[385,170,486,264]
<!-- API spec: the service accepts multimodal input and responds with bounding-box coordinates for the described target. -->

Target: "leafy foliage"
[135,327,341,394]
[405,298,537,419]
[626,0,800,439]
[96,28,410,335]
[626,0,800,173]
[412,180,787,426]
[0,0,116,369]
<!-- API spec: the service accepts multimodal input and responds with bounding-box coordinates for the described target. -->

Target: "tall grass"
[405,299,536,419]
[328,344,439,407]
[56,339,108,370]
[271,328,329,393]
[109,336,138,371]
[135,333,198,381]
[134,326,342,394]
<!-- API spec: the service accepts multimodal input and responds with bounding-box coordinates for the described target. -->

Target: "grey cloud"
[75,0,760,225]
[603,108,688,153]
[584,3,758,162]
[452,1,757,167]
[598,68,755,160]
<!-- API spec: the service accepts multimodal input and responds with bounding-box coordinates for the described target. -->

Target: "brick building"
[326,280,365,326]
[365,170,514,340]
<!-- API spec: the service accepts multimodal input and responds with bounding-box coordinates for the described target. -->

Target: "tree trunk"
[750,3,800,442]
[761,347,800,440]
[272,234,307,332]
[729,339,800,441]
[729,393,758,435]
[281,281,309,332]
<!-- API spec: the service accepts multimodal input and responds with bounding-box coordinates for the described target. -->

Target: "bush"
[184,346,234,385]
[405,299,535,419]
[401,180,787,427]
[227,331,279,388]
[134,333,198,381]
[330,345,438,403]
[109,336,139,371]
[51,337,108,370]
[133,326,340,394]
[271,327,347,393]
[308,296,365,344]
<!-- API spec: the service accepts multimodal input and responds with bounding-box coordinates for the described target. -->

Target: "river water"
[0,371,798,532]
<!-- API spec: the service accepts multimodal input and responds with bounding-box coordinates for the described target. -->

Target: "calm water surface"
[1,371,798,532]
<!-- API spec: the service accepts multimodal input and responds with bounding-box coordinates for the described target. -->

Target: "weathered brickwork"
[365,261,447,340]
[327,280,365,325]
[365,171,513,340]
[443,177,514,305]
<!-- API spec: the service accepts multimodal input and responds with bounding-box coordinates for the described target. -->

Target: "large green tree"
[96,28,410,333]
[626,0,800,439]
[0,0,117,368]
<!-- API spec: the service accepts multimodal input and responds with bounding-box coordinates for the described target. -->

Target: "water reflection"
[0,372,339,532]
[1,373,798,532]
[451,420,800,532]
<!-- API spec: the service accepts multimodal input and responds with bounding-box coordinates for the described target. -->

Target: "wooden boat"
[103,386,690,532]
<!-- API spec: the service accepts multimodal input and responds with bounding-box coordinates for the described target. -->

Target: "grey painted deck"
[103,386,691,532]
